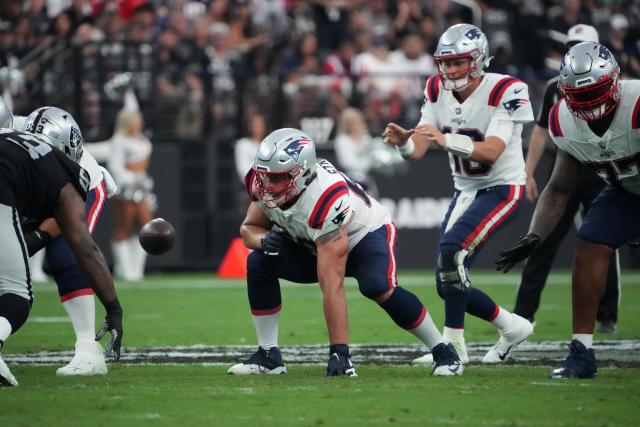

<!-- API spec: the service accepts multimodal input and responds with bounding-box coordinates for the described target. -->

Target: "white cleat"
[0,354,18,386]
[482,313,534,364]
[56,341,108,376]
[227,347,287,375]
[412,337,469,366]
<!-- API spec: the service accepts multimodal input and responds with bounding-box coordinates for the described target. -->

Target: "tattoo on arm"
[316,228,343,245]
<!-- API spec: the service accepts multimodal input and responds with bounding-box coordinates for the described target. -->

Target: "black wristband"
[104,297,123,315]
[24,229,53,257]
[329,344,350,356]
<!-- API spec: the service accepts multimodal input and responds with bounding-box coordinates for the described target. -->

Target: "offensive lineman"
[383,23,534,365]
[0,127,123,386]
[228,128,462,376]
[496,42,640,378]
[2,105,119,376]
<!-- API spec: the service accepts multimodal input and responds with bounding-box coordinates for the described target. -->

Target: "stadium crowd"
[1,0,639,142]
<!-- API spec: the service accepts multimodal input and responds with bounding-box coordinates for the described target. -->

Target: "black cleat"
[550,340,597,379]
[227,347,287,375]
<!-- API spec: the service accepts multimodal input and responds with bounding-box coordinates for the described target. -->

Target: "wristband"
[397,137,415,156]
[444,133,475,159]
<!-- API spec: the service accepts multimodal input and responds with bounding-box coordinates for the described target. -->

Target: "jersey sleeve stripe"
[308,182,349,229]
[488,77,520,106]
[632,96,640,129]
[426,75,441,102]
[548,102,563,137]
[86,181,106,235]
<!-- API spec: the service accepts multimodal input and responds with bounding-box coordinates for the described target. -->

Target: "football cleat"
[227,347,287,375]
[0,354,18,386]
[412,336,469,366]
[431,343,463,376]
[550,339,597,379]
[57,341,108,376]
[482,313,534,364]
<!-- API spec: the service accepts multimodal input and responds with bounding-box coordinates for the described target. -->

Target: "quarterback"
[228,128,462,376]
[497,42,640,378]
[384,23,534,366]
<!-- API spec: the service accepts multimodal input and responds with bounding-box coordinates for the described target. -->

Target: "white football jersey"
[247,159,391,250]
[548,80,640,195]
[419,73,534,191]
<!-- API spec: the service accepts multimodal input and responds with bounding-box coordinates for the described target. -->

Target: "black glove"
[261,230,285,256]
[495,233,541,273]
[326,344,357,377]
[96,298,124,361]
[23,229,53,257]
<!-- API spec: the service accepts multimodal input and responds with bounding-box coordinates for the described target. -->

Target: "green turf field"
[1,271,639,426]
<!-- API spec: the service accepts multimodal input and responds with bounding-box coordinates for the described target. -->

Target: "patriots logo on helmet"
[502,98,529,116]
[284,136,311,162]
[465,28,482,40]
[69,126,81,148]
[598,45,612,60]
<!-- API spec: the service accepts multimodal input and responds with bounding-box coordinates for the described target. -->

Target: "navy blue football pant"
[247,223,428,331]
[436,185,524,329]
[44,182,106,302]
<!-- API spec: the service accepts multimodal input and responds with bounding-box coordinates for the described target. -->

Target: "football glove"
[261,230,285,256]
[23,229,53,257]
[495,233,541,273]
[96,298,124,361]
[326,344,357,377]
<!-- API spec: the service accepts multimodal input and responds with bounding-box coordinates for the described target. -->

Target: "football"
[138,218,176,255]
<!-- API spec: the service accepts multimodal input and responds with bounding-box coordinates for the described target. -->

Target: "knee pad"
[438,245,471,296]
[247,250,269,274]
[357,272,389,300]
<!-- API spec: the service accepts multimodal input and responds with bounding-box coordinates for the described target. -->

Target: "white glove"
[100,166,118,198]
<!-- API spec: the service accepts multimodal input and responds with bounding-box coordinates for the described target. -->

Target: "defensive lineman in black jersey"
[0,129,124,386]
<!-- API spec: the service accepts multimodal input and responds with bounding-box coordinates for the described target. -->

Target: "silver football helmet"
[24,106,84,161]
[434,24,492,91]
[253,128,317,208]
[559,42,621,122]
[0,98,13,128]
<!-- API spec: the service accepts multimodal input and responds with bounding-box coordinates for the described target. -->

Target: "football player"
[0,127,123,386]
[228,128,462,377]
[383,23,534,366]
[16,107,118,376]
[496,42,640,378]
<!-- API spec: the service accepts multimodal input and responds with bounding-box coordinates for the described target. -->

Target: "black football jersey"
[0,129,89,221]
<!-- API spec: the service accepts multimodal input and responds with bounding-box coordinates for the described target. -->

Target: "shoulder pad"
[548,100,564,138]
[423,75,442,103]
[308,181,349,229]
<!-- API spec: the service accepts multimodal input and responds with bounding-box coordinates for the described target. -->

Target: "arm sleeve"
[485,119,515,146]
[536,80,559,128]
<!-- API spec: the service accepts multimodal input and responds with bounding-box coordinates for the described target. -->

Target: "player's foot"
[227,347,287,375]
[597,319,617,334]
[0,354,18,386]
[431,343,463,376]
[550,339,597,379]
[482,313,534,364]
[56,341,108,376]
[412,337,469,366]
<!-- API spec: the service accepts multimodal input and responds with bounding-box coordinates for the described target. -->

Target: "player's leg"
[111,198,136,280]
[349,223,461,376]
[551,185,640,378]
[228,238,317,375]
[513,192,580,321]
[0,204,34,386]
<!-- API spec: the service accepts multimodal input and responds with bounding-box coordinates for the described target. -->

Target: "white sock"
[573,334,593,349]
[29,250,47,282]
[443,326,465,343]
[491,306,512,331]
[408,310,445,349]
[252,312,279,349]
[62,295,95,343]
[0,317,12,345]
[127,236,147,280]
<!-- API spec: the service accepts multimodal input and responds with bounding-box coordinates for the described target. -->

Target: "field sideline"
[1,271,639,426]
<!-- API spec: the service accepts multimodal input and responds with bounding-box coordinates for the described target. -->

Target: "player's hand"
[495,234,541,273]
[413,124,445,148]
[326,344,357,377]
[261,230,285,256]
[525,175,539,202]
[383,123,414,147]
[96,299,124,361]
[23,229,53,257]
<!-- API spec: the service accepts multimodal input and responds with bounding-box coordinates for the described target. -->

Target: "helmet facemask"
[254,165,307,208]
[435,51,481,91]
[560,71,621,121]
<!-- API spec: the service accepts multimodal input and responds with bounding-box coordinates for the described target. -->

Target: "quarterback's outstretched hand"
[96,298,123,361]
[495,234,541,273]
[261,230,285,256]
[326,344,357,377]
[383,123,414,147]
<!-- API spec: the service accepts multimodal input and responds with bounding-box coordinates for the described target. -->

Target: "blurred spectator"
[606,13,640,78]
[334,107,376,194]
[108,107,154,281]
[234,113,267,183]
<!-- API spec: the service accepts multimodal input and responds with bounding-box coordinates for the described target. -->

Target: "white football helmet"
[24,106,84,161]
[434,23,492,91]
[559,42,621,122]
[253,128,317,208]
[0,98,12,128]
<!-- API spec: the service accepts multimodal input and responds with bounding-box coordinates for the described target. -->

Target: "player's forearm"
[525,125,548,176]
[240,224,268,251]
[528,185,570,241]
[38,218,61,239]
[401,134,431,160]
[468,140,504,165]
[317,262,349,345]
